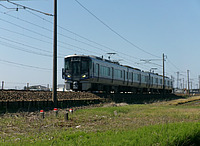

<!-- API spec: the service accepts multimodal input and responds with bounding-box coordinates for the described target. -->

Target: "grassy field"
[0,96,200,145]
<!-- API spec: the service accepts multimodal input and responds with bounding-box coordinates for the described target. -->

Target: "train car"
[62,54,173,93]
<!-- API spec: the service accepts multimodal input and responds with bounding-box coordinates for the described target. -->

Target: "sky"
[0,0,200,89]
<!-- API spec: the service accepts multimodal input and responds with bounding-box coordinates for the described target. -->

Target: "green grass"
[0,99,200,145]
[1,122,199,146]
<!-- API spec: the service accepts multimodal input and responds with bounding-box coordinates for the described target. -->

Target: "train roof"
[65,54,118,64]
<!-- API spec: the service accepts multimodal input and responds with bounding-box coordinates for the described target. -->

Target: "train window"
[81,60,88,73]
[156,78,158,83]
[120,70,122,78]
[141,75,145,82]
[72,61,80,75]
[65,58,71,70]
[160,79,162,84]
[108,67,110,76]
[114,69,117,78]
[114,69,123,79]
[133,73,137,81]
[100,65,103,75]
[137,74,140,81]
[99,66,111,76]
[129,72,132,80]
[145,76,148,82]
[94,63,96,74]
[95,64,98,74]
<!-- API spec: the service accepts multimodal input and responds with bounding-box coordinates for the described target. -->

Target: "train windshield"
[65,57,90,75]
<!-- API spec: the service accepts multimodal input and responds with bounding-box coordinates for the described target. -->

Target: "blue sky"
[0,0,200,89]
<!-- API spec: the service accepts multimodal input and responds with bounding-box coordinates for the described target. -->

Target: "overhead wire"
[0,16,96,56]
[74,0,161,59]
[24,9,147,61]
[0,58,51,71]
[24,9,161,70]
[0,13,102,56]
[7,0,53,16]
[0,40,53,57]
[0,36,61,57]
[1,2,167,75]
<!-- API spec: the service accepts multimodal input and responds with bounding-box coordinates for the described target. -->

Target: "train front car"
[62,55,92,91]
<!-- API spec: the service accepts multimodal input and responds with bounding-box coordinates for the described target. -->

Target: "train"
[62,54,173,93]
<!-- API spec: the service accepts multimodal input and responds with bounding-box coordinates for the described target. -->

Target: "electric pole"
[163,53,165,97]
[177,72,179,89]
[52,0,58,107]
[187,70,190,96]
[2,81,4,90]
[199,75,200,93]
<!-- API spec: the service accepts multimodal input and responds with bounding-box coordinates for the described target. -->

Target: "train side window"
[108,67,110,76]
[95,64,98,74]
[129,72,131,80]
[137,74,140,81]
[133,73,137,81]
[94,63,96,74]
[156,78,158,83]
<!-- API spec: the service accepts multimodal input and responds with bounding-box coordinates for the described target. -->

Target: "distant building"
[25,85,50,91]
[57,84,67,91]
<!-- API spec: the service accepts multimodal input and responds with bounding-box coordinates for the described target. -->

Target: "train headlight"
[67,74,71,78]
[82,74,86,78]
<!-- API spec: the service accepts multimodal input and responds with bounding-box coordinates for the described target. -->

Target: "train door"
[123,70,125,84]
[92,63,94,78]
[148,74,151,88]
[131,72,133,85]
[97,64,100,82]
[112,67,114,83]
[127,69,129,85]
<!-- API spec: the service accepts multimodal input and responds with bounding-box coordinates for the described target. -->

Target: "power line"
[0,58,51,71]
[24,9,147,61]
[74,0,160,58]
[0,36,53,55]
[0,40,54,57]
[0,3,169,75]
[7,0,53,16]
[0,27,51,45]
[0,15,101,56]
[3,9,157,64]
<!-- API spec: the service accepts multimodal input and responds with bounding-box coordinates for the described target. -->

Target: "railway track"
[0,90,181,112]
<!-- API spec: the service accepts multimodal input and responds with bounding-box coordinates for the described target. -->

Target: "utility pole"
[162,53,165,97]
[2,81,4,90]
[187,70,190,96]
[27,83,29,90]
[199,75,200,93]
[171,75,174,93]
[52,0,58,107]
[176,72,179,89]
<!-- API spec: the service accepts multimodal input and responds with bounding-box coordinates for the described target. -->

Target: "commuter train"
[62,55,173,93]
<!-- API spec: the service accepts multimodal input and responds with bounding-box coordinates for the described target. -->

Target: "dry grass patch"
[153,96,200,106]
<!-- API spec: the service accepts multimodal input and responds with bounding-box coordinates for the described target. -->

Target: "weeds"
[0,98,199,145]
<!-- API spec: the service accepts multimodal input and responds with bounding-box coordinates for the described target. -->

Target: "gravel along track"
[0,90,101,101]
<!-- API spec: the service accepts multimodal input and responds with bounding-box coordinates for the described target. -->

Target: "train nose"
[73,81,78,90]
